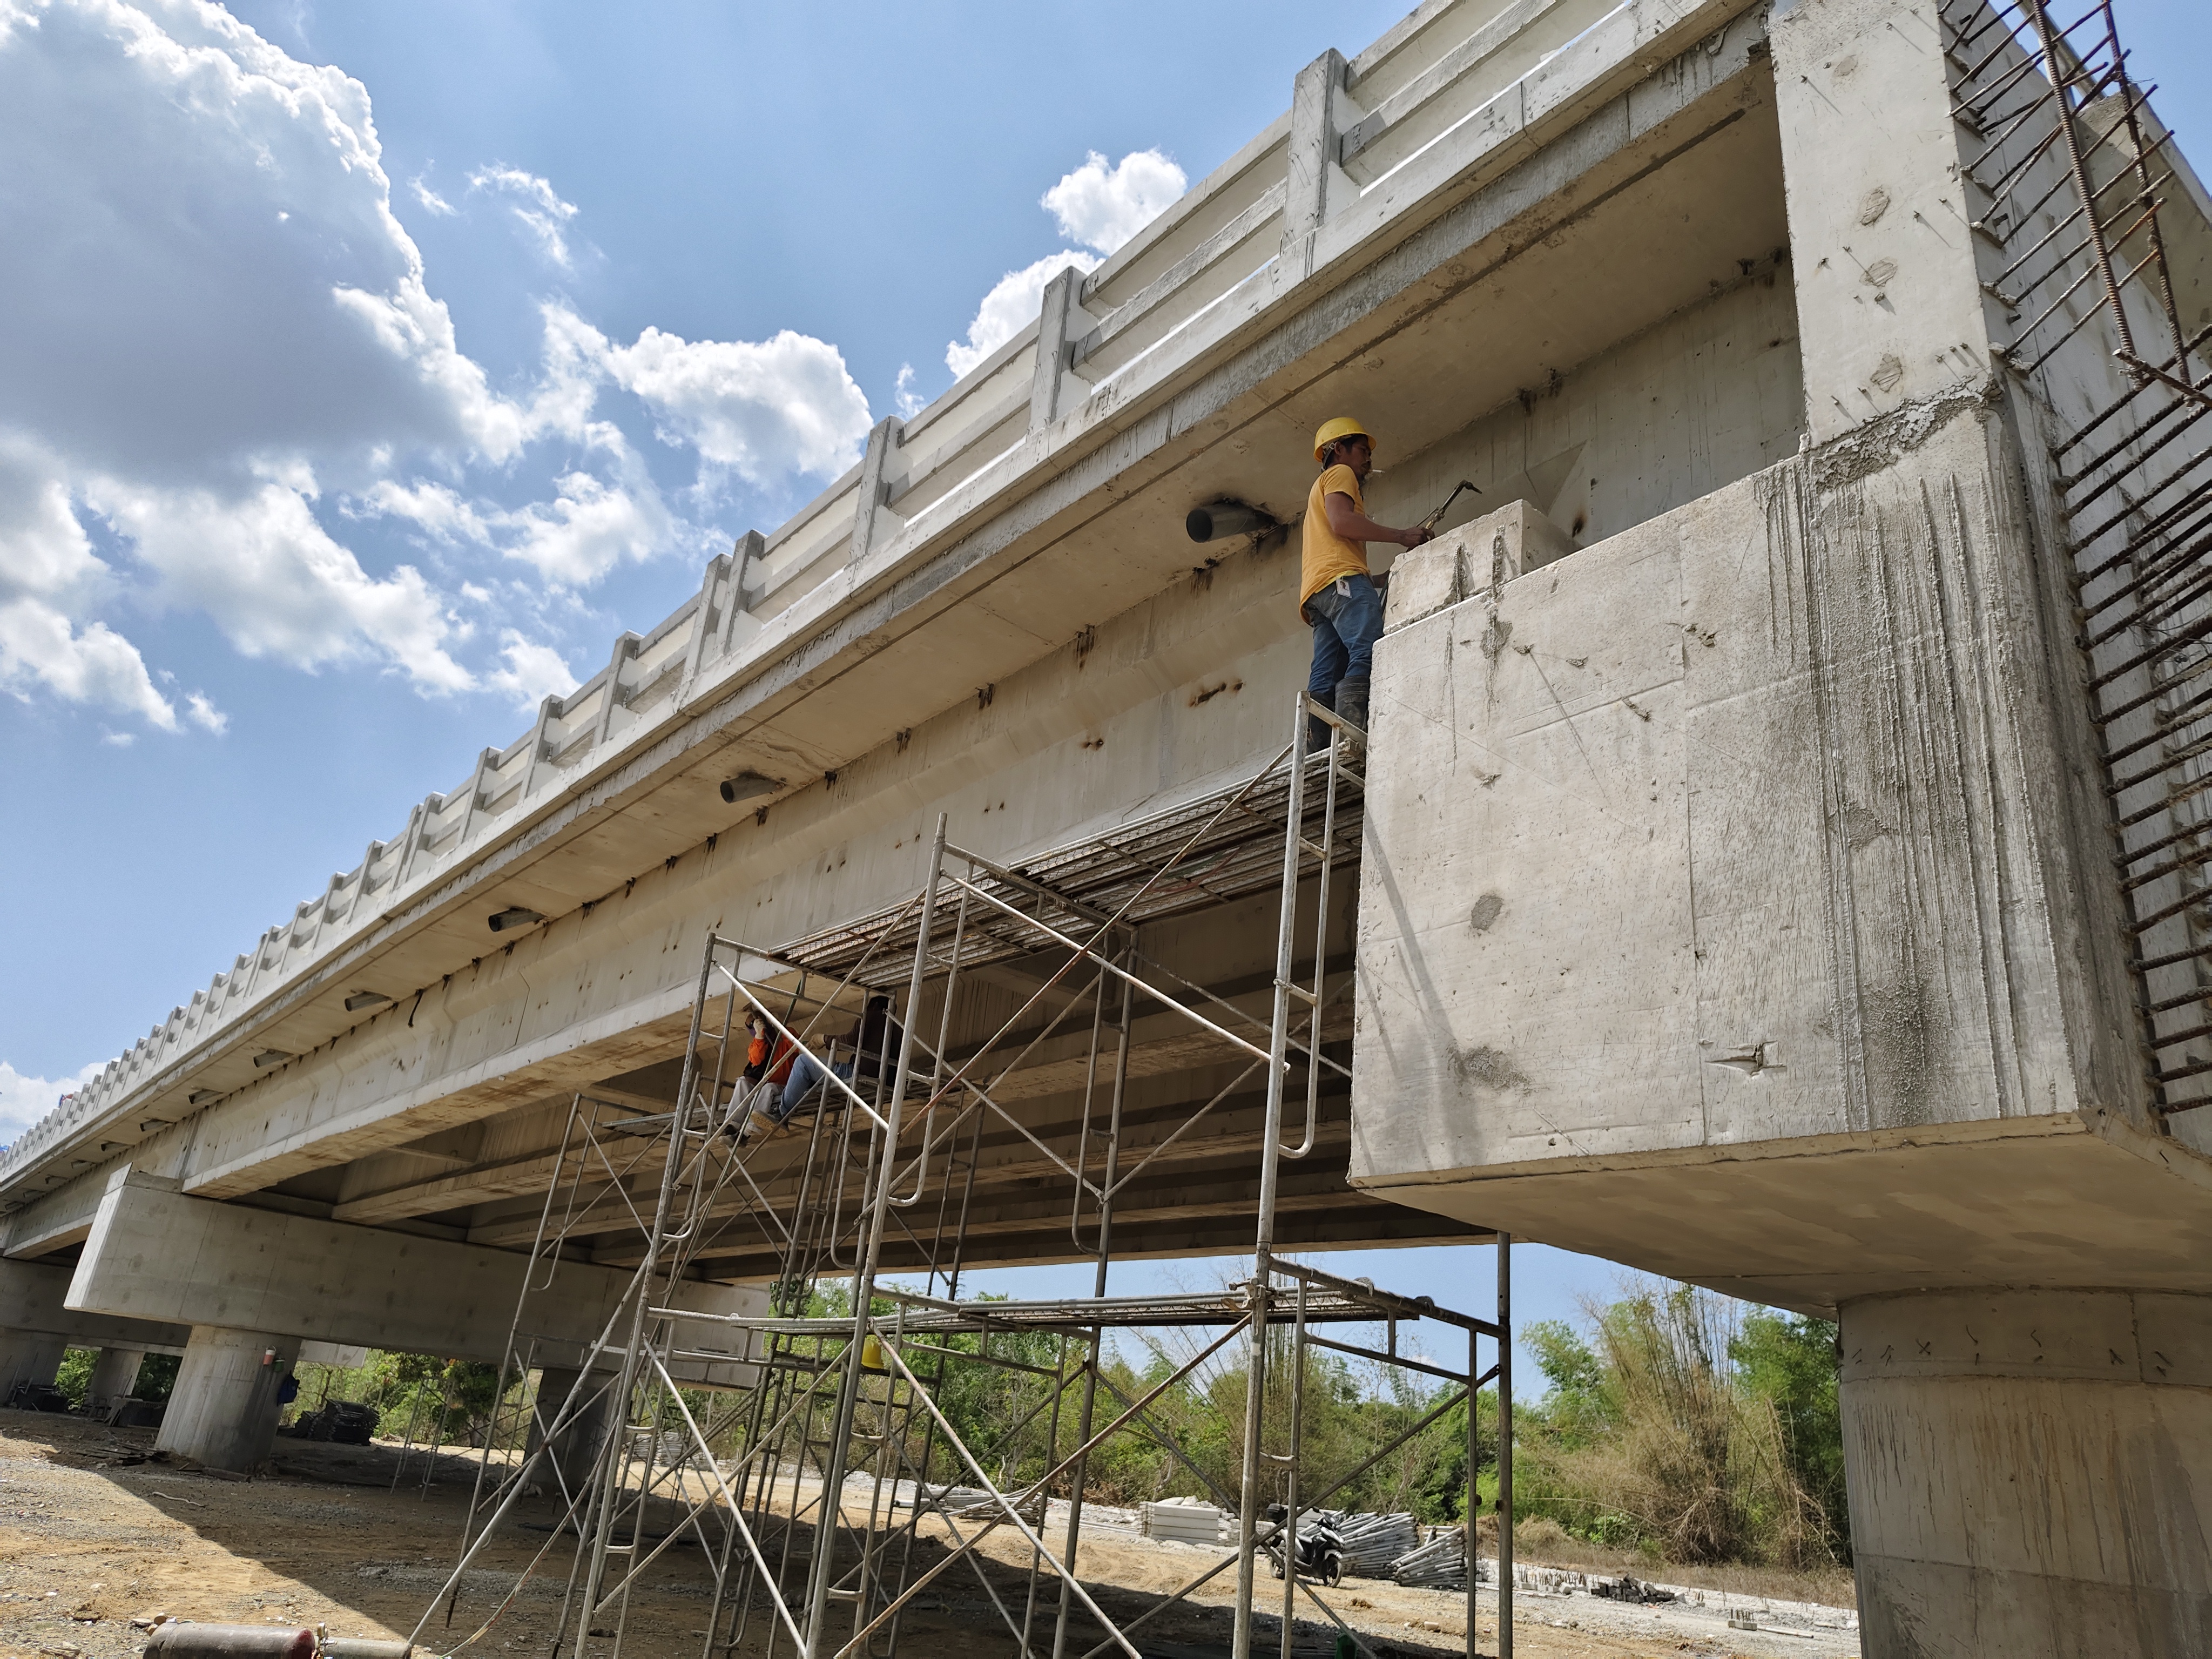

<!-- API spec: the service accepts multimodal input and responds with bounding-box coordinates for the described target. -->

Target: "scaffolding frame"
[412,693,1516,1659]
[1946,0,2212,1113]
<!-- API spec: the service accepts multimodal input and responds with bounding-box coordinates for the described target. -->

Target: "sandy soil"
[0,1412,1854,1659]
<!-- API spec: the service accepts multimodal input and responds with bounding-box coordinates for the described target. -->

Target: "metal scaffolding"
[1947,0,2212,1114]
[411,692,1515,1659]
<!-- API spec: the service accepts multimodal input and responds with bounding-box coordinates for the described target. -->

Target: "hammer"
[1417,480,1483,532]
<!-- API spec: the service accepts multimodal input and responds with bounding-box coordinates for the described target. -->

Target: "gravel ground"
[0,1411,1857,1659]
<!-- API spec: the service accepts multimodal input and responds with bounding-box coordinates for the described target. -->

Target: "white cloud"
[0,2,881,736]
[469,163,581,268]
[947,250,1099,379]
[605,325,873,486]
[0,601,178,729]
[89,475,473,691]
[894,364,925,420]
[492,443,673,588]
[484,629,579,711]
[0,1059,103,1151]
[352,478,494,546]
[1043,149,1187,255]
[0,440,181,729]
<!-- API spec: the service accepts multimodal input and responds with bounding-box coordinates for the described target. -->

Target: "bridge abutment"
[156,1326,299,1471]
[1839,1290,2212,1657]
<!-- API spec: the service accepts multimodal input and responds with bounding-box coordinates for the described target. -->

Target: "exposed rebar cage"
[1947,0,2212,1113]
[410,693,1515,1659]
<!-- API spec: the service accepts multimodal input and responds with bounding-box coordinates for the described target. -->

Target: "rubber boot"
[1333,677,1370,760]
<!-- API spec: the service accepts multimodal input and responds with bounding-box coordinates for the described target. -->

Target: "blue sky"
[2,1,2208,1366]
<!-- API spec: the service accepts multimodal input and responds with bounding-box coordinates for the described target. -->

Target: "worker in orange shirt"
[1300,417,1432,752]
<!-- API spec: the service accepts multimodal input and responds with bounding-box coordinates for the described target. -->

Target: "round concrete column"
[85,1346,148,1410]
[156,1327,300,1472]
[1840,1289,2212,1657]
[0,1330,68,1401]
[527,1366,617,1499]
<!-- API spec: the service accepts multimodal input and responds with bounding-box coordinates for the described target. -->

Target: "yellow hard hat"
[1313,416,1372,463]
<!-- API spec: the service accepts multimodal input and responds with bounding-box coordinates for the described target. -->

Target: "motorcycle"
[1264,1502,1346,1587]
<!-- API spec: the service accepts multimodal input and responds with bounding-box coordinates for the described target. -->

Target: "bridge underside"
[240,759,1484,1285]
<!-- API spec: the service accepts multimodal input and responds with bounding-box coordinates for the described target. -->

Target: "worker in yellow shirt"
[1300,417,1433,752]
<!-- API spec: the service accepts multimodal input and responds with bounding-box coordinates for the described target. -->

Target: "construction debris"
[1330,1511,1418,1576]
[1388,1529,1471,1591]
[1591,1574,1677,1604]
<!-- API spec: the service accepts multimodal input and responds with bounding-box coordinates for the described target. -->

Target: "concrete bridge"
[6,0,2210,1649]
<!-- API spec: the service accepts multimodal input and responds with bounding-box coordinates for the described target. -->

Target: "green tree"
[55,1347,93,1407]
[1513,1286,1837,1568]
[1732,1311,1847,1560]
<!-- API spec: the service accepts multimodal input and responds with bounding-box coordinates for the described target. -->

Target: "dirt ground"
[0,1412,1854,1659]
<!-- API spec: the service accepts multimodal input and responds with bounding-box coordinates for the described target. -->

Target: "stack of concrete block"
[1141,1499,1225,1546]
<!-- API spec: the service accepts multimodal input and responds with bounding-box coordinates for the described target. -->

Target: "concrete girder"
[461,1084,1358,1259]
[658,1158,1443,1282]
[328,971,1341,1227]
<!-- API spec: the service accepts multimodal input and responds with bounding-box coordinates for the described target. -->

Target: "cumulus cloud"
[0,602,178,729]
[469,164,581,268]
[0,441,181,729]
[946,251,1099,379]
[605,324,873,486]
[351,479,494,546]
[484,629,579,711]
[1043,149,1186,254]
[87,474,472,690]
[0,1058,103,1150]
[938,150,1184,383]
[496,463,672,588]
[0,1,881,736]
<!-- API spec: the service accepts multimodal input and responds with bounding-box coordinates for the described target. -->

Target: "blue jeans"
[777,1055,854,1120]
[1305,574,1385,703]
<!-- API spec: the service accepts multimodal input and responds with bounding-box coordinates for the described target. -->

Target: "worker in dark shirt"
[773,994,905,1123]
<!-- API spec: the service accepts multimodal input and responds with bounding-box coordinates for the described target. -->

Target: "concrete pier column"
[1840,1290,2212,1658]
[527,1366,618,1499]
[0,1330,67,1401]
[85,1346,147,1408]
[156,1327,300,1471]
